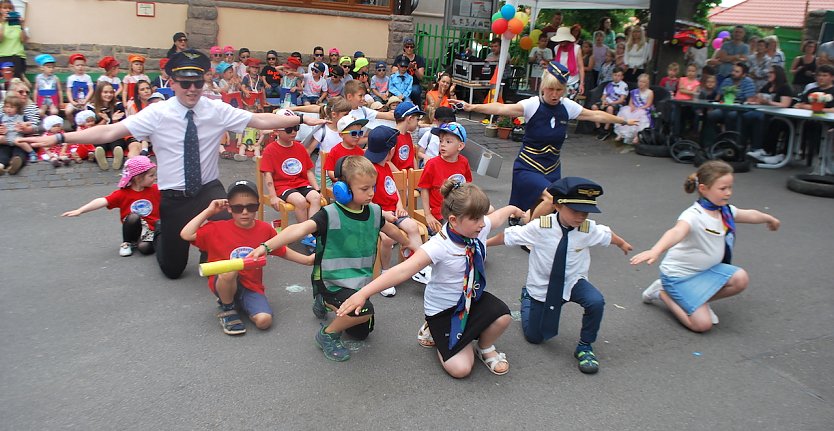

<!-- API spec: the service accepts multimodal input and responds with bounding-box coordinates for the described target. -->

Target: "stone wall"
[0,161,122,191]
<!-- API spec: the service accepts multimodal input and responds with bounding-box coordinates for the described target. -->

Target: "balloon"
[492,11,502,22]
[507,18,524,35]
[519,36,534,51]
[491,18,508,35]
[515,11,529,26]
[530,29,542,42]
[501,4,516,21]
[717,30,731,39]
[503,30,515,40]
[712,37,724,50]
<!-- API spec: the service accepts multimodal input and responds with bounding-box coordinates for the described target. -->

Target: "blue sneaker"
[300,235,316,248]
[216,305,246,336]
[575,343,599,374]
[312,293,327,319]
[315,325,350,362]
[28,151,38,163]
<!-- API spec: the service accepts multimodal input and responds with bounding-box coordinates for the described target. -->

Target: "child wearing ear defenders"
[250,155,416,362]
[324,115,367,183]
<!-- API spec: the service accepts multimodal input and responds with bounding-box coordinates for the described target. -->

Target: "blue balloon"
[501,4,516,21]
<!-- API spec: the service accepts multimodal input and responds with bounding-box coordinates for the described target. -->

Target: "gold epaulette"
[578,220,590,233]
[539,215,552,229]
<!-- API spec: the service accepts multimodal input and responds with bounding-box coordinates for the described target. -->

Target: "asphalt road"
[1,134,832,430]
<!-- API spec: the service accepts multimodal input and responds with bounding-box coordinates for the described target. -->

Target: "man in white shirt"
[21,50,325,279]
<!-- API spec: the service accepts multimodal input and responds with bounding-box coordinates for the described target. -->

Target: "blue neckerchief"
[697,197,735,264]
[445,224,486,350]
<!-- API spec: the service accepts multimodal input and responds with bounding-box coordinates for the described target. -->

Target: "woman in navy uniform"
[452,61,636,211]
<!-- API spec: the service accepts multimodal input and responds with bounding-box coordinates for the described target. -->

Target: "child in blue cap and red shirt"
[498,177,632,374]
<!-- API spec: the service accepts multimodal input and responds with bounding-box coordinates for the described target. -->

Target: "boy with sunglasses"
[260,122,321,246]
[370,61,390,103]
[324,115,368,182]
[182,180,313,335]
[308,46,329,77]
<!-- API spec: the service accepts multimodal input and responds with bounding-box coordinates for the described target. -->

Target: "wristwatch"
[297,113,304,125]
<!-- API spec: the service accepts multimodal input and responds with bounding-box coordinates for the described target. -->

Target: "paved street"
[1,126,832,430]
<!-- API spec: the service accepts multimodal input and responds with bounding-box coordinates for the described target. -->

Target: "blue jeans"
[703,109,740,146]
[741,110,765,151]
[410,83,422,107]
[520,279,605,345]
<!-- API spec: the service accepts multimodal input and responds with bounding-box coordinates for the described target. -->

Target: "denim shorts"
[210,277,273,317]
[661,263,739,315]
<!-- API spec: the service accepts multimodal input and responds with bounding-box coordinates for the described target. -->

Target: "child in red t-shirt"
[180,180,313,336]
[324,115,368,182]
[391,101,424,170]
[418,122,472,234]
[62,155,160,257]
[260,124,321,247]
[364,125,425,297]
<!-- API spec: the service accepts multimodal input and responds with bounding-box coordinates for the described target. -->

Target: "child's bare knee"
[689,321,713,333]
[731,269,749,290]
[252,313,272,330]
[443,361,472,379]
[217,272,237,284]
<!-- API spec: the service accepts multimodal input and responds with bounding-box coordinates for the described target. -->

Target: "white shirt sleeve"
[518,96,540,121]
[561,97,584,119]
[210,98,253,134]
[122,102,162,141]
[503,221,542,247]
[585,221,613,248]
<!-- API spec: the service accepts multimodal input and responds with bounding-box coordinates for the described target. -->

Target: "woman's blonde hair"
[440,180,490,220]
[626,25,646,51]
[539,70,567,97]
[684,160,733,194]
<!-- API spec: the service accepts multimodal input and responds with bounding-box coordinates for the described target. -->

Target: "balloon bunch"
[712,30,730,50]
[491,4,529,41]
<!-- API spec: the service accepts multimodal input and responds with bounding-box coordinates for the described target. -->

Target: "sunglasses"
[330,53,339,56]
[404,45,415,48]
[342,65,351,68]
[229,203,260,214]
[225,53,235,56]
[212,53,222,57]
[283,125,300,133]
[340,129,365,138]
[314,53,324,57]
[177,38,188,42]
[175,79,206,90]
[240,55,250,59]
[376,68,386,71]
[267,57,277,60]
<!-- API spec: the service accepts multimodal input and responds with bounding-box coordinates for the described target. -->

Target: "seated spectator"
[97,56,123,102]
[260,50,282,98]
[125,80,153,116]
[672,64,701,137]
[370,61,390,103]
[614,73,653,145]
[791,40,817,95]
[659,62,680,96]
[702,62,757,146]
[89,82,127,170]
[425,72,455,122]
[122,55,150,105]
[0,94,31,174]
[592,67,628,140]
[301,62,328,105]
[742,66,794,164]
[36,115,70,166]
[597,49,615,86]
[389,57,414,102]
[279,56,304,106]
[338,56,354,82]
[324,65,346,101]
[392,37,426,106]
[792,64,834,159]
[65,53,93,115]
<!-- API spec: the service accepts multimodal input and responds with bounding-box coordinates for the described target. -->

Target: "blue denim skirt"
[661,263,739,315]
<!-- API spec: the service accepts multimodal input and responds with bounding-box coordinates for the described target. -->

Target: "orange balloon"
[507,18,524,35]
[519,36,533,51]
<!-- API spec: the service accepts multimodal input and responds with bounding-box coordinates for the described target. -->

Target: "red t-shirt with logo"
[324,142,365,172]
[371,162,400,212]
[417,155,472,219]
[105,184,161,229]
[260,140,313,196]
[193,219,286,295]
[392,133,415,170]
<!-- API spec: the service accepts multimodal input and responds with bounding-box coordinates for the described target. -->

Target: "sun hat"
[42,115,63,130]
[74,110,96,125]
[337,115,369,133]
[149,92,165,101]
[215,61,233,74]
[118,156,156,188]
[550,27,576,43]
[369,101,384,110]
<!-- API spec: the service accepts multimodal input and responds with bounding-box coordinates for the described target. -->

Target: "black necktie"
[541,215,572,338]
[184,109,201,196]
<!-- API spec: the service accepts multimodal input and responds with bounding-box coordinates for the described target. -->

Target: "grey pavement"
[1,125,833,430]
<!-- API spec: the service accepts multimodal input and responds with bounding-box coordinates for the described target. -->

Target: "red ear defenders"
[332,156,353,205]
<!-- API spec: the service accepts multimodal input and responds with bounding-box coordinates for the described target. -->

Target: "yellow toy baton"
[199,257,267,277]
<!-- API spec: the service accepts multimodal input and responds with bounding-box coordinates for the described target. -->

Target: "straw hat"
[550,27,576,43]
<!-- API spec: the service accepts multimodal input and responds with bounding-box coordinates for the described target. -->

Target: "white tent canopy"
[491,0,651,104]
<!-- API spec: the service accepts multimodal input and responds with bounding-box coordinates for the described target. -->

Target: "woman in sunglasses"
[450,61,636,212]
[166,32,189,59]
[392,36,426,106]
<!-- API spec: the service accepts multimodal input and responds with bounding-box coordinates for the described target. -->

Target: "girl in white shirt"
[631,161,780,333]
[337,181,524,378]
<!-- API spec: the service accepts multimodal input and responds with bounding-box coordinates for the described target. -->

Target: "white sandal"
[475,345,509,375]
[417,321,435,348]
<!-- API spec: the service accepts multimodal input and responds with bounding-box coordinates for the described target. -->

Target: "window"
[227,0,394,15]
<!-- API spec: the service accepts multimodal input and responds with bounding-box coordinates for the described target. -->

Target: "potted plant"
[511,116,525,141]
[722,85,737,104]
[808,91,832,113]
[484,119,498,138]
[495,116,514,139]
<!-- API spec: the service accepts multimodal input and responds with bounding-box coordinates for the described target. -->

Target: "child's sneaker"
[575,343,599,374]
[642,279,662,303]
[312,293,327,319]
[300,234,316,248]
[380,287,396,297]
[0,163,6,176]
[94,146,109,170]
[28,151,38,163]
[233,154,247,161]
[411,265,432,284]
[119,242,133,257]
[112,146,124,171]
[7,156,22,175]
[707,304,719,325]
[217,305,246,336]
[315,325,350,361]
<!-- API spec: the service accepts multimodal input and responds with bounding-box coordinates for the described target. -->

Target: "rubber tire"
[726,158,752,173]
[693,150,709,167]
[786,174,834,198]
[635,143,671,157]
[671,139,702,164]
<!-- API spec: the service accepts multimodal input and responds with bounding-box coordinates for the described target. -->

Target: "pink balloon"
[712,38,723,50]
[492,18,508,35]
[503,30,515,40]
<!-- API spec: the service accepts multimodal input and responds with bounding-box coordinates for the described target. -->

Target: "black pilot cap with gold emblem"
[547,177,603,213]
[166,49,211,79]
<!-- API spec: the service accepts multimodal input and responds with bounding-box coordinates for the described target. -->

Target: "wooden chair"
[372,168,429,278]
[254,156,327,227]
[406,168,428,226]
[319,150,333,202]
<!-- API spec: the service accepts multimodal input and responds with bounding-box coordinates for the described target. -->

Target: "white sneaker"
[412,265,432,284]
[761,154,785,164]
[380,286,397,297]
[707,304,719,325]
[642,279,663,303]
[746,148,766,158]
[119,242,133,257]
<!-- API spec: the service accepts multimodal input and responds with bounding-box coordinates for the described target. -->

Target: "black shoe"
[575,344,599,374]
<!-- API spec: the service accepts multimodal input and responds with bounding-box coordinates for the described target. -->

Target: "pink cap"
[223,45,235,54]
[118,155,156,188]
[329,48,340,55]
[209,46,222,55]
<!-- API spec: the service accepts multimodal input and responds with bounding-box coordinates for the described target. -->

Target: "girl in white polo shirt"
[631,161,780,333]
[336,180,524,378]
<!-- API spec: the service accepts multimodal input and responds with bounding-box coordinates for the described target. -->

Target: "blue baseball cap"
[1,62,14,69]
[375,61,387,70]
[35,54,56,66]
[393,101,425,120]
[364,126,399,164]
[354,51,365,58]
[215,61,233,74]
[431,122,467,143]
[546,177,604,213]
